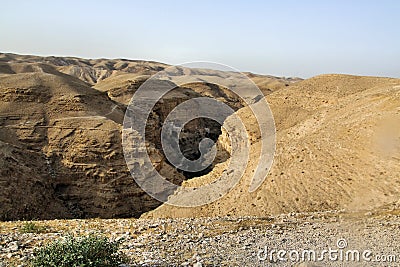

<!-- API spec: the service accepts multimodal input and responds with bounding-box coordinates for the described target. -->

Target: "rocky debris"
[1,210,400,266]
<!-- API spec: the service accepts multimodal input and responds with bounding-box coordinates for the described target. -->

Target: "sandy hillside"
[145,74,400,218]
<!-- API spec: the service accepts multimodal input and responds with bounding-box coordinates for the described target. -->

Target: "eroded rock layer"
[0,53,297,220]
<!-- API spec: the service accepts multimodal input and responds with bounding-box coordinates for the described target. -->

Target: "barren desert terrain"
[0,53,399,266]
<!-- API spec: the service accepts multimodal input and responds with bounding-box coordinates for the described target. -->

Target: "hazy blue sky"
[1,0,399,78]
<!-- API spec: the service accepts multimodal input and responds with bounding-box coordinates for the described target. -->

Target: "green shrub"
[29,234,129,267]
[20,221,47,233]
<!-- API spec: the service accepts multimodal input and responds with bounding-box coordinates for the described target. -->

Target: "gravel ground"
[1,209,400,266]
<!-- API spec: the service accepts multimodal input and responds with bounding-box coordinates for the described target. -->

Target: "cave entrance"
[176,117,224,179]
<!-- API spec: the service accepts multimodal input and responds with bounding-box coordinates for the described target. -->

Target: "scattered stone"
[0,210,399,266]
[8,241,19,252]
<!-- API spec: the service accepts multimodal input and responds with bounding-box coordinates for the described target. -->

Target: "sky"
[1,0,399,78]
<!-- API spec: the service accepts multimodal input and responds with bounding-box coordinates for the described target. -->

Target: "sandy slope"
[145,74,400,218]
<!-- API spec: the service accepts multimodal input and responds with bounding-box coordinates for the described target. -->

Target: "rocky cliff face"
[0,70,155,220]
[0,53,295,220]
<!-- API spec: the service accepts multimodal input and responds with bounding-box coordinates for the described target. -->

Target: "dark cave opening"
[176,118,224,179]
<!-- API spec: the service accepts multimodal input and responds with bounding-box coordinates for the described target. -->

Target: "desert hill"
[0,53,297,220]
[145,74,400,218]
[1,53,399,221]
